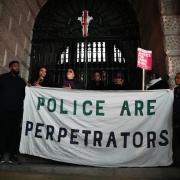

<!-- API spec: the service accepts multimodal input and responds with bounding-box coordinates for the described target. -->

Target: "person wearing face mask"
[63,68,83,89]
[0,60,26,164]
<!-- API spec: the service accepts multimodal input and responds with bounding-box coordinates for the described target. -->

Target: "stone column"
[0,0,47,80]
[160,0,180,87]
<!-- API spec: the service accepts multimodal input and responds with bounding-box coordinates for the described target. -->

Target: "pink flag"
[137,48,152,70]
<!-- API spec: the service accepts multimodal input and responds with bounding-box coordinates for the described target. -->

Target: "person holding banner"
[173,72,180,165]
[147,72,169,90]
[63,68,83,89]
[88,71,105,90]
[109,72,131,90]
[0,60,26,164]
[29,67,51,87]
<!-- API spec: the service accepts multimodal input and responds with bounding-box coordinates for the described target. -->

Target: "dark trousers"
[0,110,23,155]
[173,127,180,165]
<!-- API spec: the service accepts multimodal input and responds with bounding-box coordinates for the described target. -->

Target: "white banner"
[20,87,173,167]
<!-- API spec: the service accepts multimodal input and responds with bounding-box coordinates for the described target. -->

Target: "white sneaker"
[7,159,14,164]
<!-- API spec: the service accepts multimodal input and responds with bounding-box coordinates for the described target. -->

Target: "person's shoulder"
[175,85,180,89]
[148,83,159,90]
[99,80,104,85]
[174,86,180,92]
[75,79,84,89]
[42,78,52,87]
[0,72,10,80]
[148,80,169,90]
[0,72,10,77]
[18,76,27,85]
[159,79,169,88]
[125,83,132,90]
[107,83,117,90]
[88,80,96,86]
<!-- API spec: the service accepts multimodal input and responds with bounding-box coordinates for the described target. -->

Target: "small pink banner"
[137,48,152,70]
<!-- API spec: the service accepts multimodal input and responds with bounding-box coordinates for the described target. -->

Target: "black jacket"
[148,80,169,90]
[87,80,105,90]
[108,83,131,90]
[0,72,26,111]
[173,85,180,127]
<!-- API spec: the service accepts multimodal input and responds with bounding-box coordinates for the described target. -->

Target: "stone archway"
[30,0,141,88]
[0,0,179,87]
[30,0,180,88]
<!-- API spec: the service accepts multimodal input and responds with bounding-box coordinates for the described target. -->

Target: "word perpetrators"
[25,121,168,148]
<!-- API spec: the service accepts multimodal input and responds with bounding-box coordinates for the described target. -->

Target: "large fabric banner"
[20,87,173,167]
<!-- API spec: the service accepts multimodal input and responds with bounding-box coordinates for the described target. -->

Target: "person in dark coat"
[0,60,26,164]
[173,72,180,127]
[108,72,131,90]
[88,71,105,90]
[63,68,83,89]
[29,67,51,87]
[173,72,180,165]
[147,72,169,90]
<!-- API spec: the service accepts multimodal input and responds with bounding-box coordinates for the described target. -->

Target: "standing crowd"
[0,60,179,165]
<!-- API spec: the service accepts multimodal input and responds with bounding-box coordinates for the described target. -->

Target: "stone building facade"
[0,0,46,79]
[0,0,179,87]
[160,0,180,86]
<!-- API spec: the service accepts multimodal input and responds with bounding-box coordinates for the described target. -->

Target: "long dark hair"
[29,66,48,85]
